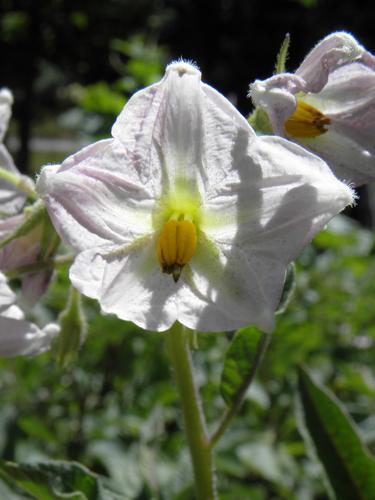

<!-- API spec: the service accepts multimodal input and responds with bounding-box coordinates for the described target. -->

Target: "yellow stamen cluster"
[284,100,331,138]
[157,217,197,282]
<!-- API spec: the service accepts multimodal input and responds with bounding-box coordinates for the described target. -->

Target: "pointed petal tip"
[36,164,60,198]
[341,181,357,208]
[166,60,201,78]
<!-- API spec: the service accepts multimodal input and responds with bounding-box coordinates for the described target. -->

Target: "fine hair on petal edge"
[167,58,200,72]
[343,180,358,207]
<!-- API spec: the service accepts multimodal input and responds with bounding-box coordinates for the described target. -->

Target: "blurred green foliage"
[60,35,168,138]
[0,213,374,499]
[297,366,375,500]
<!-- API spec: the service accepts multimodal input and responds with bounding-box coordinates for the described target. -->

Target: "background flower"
[0,271,58,356]
[0,89,28,215]
[250,32,375,186]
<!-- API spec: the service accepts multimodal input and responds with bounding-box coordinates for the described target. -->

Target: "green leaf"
[0,460,124,500]
[220,327,268,406]
[297,366,375,500]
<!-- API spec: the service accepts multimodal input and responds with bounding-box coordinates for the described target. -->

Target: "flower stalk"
[0,166,37,200]
[165,322,217,500]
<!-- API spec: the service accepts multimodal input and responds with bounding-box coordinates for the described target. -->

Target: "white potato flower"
[37,62,353,332]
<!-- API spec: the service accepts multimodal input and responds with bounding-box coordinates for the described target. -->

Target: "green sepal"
[274,33,290,74]
[0,200,46,250]
[38,211,60,261]
[0,166,37,203]
[248,107,273,135]
[53,287,87,369]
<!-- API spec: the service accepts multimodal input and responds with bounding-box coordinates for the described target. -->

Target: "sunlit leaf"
[297,366,375,500]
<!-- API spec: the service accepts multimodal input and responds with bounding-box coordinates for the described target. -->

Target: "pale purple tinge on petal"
[37,141,155,253]
[296,32,364,93]
[21,271,52,307]
[0,272,59,356]
[250,74,305,136]
[250,33,367,133]
[292,61,375,185]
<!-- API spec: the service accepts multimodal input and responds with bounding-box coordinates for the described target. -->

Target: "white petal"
[37,139,155,252]
[0,316,56,357]
[0,271,16,313]
[304,62,375,117]
[0,89,13,142]
[0,145,26,215]
[192,136,353,331]
[70,242,179,331]
[180,239,275,332]
[113,61,208,196]
[297,127,375,186]
[203,134,353,240]
[0,90,25,215]
[200,83,258,196]
[296,32,363,93]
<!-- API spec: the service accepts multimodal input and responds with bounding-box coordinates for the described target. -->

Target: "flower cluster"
[0,90,59,355]
[3,31,375,356]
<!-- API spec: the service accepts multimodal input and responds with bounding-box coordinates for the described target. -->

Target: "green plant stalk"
[210,331,271,448]
[0,166,37,200]
[165,322,217,500]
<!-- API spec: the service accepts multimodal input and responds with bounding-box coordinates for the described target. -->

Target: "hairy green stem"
[165,323,217,500]
[210,332,271,448]
[0,166,37,200]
